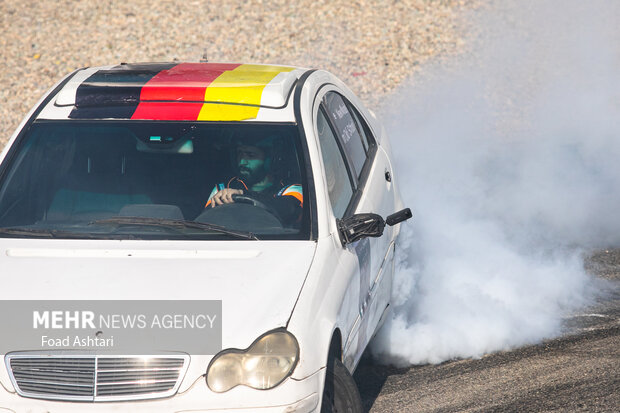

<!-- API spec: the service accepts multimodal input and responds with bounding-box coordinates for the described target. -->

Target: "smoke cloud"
[371,0,620,365]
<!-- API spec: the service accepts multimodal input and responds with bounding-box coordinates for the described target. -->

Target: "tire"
[321,356,363,413]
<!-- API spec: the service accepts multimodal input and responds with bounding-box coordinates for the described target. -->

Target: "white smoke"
[371,0,620,365]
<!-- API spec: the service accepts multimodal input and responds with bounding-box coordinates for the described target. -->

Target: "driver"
[204,136,303,225]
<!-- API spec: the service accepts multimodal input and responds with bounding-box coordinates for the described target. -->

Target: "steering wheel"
[231,194,271,210]
[195,193,283,230]
[231,193,282,220]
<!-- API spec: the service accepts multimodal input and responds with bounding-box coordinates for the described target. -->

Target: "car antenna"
[200,49,208,63]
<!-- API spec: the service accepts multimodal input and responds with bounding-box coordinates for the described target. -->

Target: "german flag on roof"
[61,63,303,121]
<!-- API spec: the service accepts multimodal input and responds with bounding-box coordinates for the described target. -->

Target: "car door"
[316,89,396,369]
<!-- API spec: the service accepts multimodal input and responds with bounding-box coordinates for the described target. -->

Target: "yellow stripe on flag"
[198,103,260,121]
[197,64,295,121]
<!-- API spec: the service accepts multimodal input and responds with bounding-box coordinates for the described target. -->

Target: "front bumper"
[0,368,324,413]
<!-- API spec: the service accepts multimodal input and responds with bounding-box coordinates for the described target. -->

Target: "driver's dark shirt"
[205,177,303,224]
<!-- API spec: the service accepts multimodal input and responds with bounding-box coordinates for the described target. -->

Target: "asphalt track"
[355,250,620,412]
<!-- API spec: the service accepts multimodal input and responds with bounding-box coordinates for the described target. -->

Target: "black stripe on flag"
[69,63,177,119]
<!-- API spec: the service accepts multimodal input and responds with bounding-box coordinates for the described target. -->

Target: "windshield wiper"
[0,227,58,238]
[90,217,259,240]
[0,227,131,239]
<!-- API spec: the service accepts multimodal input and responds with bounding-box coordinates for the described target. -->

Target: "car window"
[347,102,374,152]
[316,108,354,219]
[323,92,367,177]
[0,122,310,240]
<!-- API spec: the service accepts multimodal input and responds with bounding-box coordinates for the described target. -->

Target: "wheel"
[321,356,363,413]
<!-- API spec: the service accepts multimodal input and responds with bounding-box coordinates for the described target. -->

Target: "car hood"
[0,238,316,350]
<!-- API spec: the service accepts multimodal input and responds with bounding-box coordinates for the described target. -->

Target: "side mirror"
[338,213,385,245]
[337,208,412,245]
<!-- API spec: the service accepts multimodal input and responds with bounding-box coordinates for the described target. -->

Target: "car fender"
[287,233,360,380]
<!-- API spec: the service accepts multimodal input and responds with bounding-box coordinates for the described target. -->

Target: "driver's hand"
[211,188,243,207]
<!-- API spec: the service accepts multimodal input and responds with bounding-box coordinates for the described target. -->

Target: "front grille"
[6,354,189,401]
[11,357,95,398]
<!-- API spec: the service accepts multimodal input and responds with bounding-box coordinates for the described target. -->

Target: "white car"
[0,62,410,412]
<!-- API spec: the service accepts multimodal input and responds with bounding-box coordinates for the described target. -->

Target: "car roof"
[39,62,309,122]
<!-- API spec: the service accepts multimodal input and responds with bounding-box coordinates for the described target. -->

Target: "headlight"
[206,329,299,392]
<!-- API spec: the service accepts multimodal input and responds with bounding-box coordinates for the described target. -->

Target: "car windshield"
[0,121,310,240]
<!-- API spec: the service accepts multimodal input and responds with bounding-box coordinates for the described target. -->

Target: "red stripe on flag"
[131,102,205,121]
[131,63,241,120]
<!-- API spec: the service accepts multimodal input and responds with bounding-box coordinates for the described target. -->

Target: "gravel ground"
[0,0,474,147]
